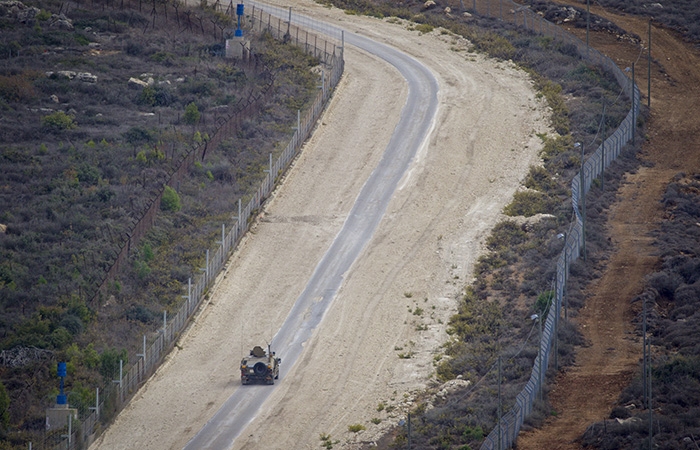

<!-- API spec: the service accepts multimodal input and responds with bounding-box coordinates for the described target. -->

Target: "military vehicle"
[240,345,281,385]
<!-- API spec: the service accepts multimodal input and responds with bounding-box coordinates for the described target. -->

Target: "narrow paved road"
[183,9,439,449]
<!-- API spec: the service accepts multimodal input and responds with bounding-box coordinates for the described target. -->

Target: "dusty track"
[516,2,700,448]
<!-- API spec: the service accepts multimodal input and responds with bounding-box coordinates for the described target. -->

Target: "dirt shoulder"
[91,2,552,450]
[516,2,700,448]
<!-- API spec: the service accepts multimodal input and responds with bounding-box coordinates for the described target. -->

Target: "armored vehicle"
[240,345,281,385]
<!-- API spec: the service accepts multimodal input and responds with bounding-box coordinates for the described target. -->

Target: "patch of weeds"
[503,189,558,217]
[348,423,366,433]
[525,165,558,192]
[415,23,434,34]
[319,433,338,449]
[537,133,574,163]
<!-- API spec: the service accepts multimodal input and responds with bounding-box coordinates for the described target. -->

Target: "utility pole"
[287,6,291,37]
[601,101,606,192]
[538,314,542,400]
[407,412,412,449]
[586,0,590,57]
[554,277,559,371]
[648,333,653,449]
[531,313,543,401]
[498,355,502,450]
[577,142,586,261]
[562,231,568,321]
[632,62,636,146]
[643,295,647,403]
[648,19,652,108]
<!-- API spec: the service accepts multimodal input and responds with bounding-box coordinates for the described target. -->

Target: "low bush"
[503,190,559,217]
[348,423,366,433]
[41,111,76,131]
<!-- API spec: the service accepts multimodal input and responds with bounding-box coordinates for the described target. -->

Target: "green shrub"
[136,150,148,164]
[134,260,151,280]
[462,425,483,441]
[125,305,156,324]
[503,190,558,217]
[49,326,73,349]
[525,166,557,192]
[538,133,574,163]
[535,290,553,319]
[533,78,569,135]
[415,23,434,34]
[348,423,366,433]
[184,102,201,125]
[149,51,175,65]
[472,31,516,60]
[36,9,52,21]
[77,163,100,185]
[99,348,128,380]
[42,111,76,131]
[139,85,173,107]
[485,221,528,251]
[74,34,91,46]
[160,185,181,212]
[447,288,503,344]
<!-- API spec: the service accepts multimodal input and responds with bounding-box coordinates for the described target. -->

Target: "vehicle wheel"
[253,362,267,376]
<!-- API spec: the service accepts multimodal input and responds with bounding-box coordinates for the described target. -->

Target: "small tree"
[42,111,76,131]
[124,127,154,157]
[183,102,200,125]
[161,185,181,212]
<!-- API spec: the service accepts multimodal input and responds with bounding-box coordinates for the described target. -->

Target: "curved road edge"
[183,7,439,450]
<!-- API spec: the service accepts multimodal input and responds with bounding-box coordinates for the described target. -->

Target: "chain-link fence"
[40,5,343,450]
[474,1,641,449]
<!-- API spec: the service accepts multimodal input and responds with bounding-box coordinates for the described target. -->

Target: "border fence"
[43,5,343,450]
[472,1,641,449]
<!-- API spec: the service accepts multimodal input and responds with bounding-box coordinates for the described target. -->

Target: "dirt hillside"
[516,2,700,448]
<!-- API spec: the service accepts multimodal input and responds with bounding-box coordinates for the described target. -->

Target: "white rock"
[128,77,149,88]
[57,70,76,79]
[78,72,97,83]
